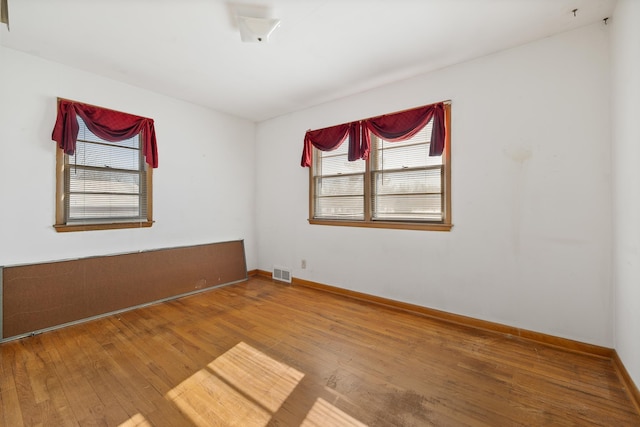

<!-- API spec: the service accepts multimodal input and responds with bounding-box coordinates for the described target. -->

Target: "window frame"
[308,103,451,232]
[54,125,153,233]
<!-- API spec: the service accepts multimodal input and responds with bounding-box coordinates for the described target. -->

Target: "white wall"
[256,23,612,346]
[611,0,640,389]
[0,46,257,270]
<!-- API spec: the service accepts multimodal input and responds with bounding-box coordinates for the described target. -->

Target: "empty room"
[1,0,639,425]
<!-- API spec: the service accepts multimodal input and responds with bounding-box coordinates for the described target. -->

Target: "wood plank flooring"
[1,277,639,426]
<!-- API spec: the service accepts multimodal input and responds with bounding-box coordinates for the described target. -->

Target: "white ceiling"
[0,0,615,122]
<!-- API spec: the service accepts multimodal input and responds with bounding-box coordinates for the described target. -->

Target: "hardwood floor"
[1,277,639,426]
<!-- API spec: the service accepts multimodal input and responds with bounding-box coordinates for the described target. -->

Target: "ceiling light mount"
[237,16,281,43]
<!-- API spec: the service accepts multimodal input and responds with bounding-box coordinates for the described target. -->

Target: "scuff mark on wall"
[503,146,533,254]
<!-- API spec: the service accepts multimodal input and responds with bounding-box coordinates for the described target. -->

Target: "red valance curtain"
[301,101,446,167]
[52,99,159,168]
[301,122,364,167]
[362,102,445,157]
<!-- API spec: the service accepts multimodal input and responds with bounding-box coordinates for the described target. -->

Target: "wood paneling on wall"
[1,241,247,340]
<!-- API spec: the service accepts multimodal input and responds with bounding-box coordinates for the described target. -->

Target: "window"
[309,104,451,231]
[313,140,366,220]
[53,100,156,232]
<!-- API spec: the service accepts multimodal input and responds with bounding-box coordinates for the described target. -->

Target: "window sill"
[308,218,452,232]
[54,221,154,233]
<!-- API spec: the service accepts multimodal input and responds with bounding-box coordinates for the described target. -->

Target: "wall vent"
[272,266,292,283]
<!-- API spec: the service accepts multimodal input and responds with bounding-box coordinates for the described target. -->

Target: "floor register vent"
[272,266,292,283]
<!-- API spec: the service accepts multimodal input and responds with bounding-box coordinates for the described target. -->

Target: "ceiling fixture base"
[237,16,281,43]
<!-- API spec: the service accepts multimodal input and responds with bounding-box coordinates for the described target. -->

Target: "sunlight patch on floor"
[118,413,152,427]
[165,341,304,426]
[301,398,368,427]
[208,341,305,412]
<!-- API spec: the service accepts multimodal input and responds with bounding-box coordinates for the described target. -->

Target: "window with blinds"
[56,117,152,231]
[313,139,366,220]
[310,110,450,231]
[371,123,443,221]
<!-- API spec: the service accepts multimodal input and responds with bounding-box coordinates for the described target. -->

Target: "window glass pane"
[315,196,364,220]
[374,143,442,170]
[318,154,365,176]
[373,194,442,221]
[69,168,140,194]
[373,168,442,195]
[68,194,141,220]
[71,141,140,171]
[315,175,364,197]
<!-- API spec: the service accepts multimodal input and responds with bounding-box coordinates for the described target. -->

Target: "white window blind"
[371,122,444,221]
[313,139,365,220]
[65,117,147,223]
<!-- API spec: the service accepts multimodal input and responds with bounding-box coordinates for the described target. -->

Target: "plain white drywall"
[611,0,640,391]
[0,46,257,270]
[256,23,613,346]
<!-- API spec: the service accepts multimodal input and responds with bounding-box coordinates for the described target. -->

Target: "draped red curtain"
[362,102,445,158]
[302,122,349,167]
[301,102,446,167]
[52,99,159,168]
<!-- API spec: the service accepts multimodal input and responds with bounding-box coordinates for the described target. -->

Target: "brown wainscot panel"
[2,240,247,339]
